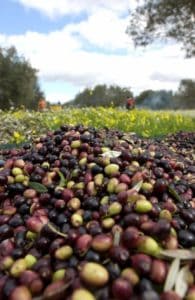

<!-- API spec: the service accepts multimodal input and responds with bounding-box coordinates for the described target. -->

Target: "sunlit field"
[0,107,194,146]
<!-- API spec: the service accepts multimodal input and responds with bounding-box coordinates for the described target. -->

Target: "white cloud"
[14,0,133,18]
[67,10,131,50]
[1,3,195,103]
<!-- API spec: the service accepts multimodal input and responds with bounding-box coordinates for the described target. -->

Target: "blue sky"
[0,0,195,103]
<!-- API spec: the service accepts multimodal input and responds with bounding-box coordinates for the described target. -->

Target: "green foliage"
[136,90,174,109]
[126,0,195,57]
[174,79,195,109]
[69,84,133,107]
[136,90,154,106]
[0,108,194,146]
[0,46,44,110]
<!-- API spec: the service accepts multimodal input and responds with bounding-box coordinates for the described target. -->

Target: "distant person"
[126,98,135,110]
[38,98,47,112]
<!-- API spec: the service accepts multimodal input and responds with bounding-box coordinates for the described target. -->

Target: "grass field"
[0,107,194,146]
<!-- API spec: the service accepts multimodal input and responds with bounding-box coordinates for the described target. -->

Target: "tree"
[135,89,154,106]
[0,46,44,110]
[173,79,195,109]
[126,0,195,57]
[69,84,133,107]
[136,89,173,109]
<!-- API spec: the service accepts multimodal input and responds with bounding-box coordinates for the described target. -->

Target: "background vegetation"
[126,0,195,58]
[0,46,44,110]
[0,107,194,146]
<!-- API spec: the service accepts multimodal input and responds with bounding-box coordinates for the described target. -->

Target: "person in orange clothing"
[38,98,47,112]
[126,98,135,110]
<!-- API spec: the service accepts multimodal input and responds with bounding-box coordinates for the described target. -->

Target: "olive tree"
[126,0,195,57]
[0,46,44,110]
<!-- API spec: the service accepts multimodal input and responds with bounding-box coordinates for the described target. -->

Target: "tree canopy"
[0,46,44,110]
[174,79,195,109]
[126,0,195,57]
[68,84,133,107]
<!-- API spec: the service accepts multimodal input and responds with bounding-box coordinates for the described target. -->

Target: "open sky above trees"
[0,0,195,103]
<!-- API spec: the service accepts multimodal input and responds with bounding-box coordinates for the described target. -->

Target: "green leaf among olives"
[57,170,67,187]
[29,182,48,193]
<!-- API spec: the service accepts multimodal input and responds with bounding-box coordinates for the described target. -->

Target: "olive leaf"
[164,258,180,292]
[113,230,121,246]
[160,249,195,260]
[175,265,189,298]
[47,222,67,238]
[29,182,48,193]
[132,180,144,192]
[101,150,121,158]
[57,170,67,187]
[168,185,182,202]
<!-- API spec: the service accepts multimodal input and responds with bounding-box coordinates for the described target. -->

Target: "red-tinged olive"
[0,239,14,256]
[23,162,34,174]
[160,291,182,300]
[9,286,32,300]
[26,216,48,233]
[119,173,131,184]
[122,226,141,249]
[0,214,10,225]
[84,172,93,184]
[62,188,74,202]
[109,246,130,266]
[75,234,92,256]
[43,280,67,300]
[39,193,50,205]
[4,159,14,169]
[117,190,128,204]
[131,254,152,275]
[91,234,113,252]
[54,199,66,210]
[150,259,167,284]
[19,270,38,285]
[14,159,25,169]
[140,220,156,235]
[19,271,43,295]
[112,277,132,300]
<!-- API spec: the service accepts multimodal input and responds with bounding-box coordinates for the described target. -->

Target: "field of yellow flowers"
[0,107,194,146]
